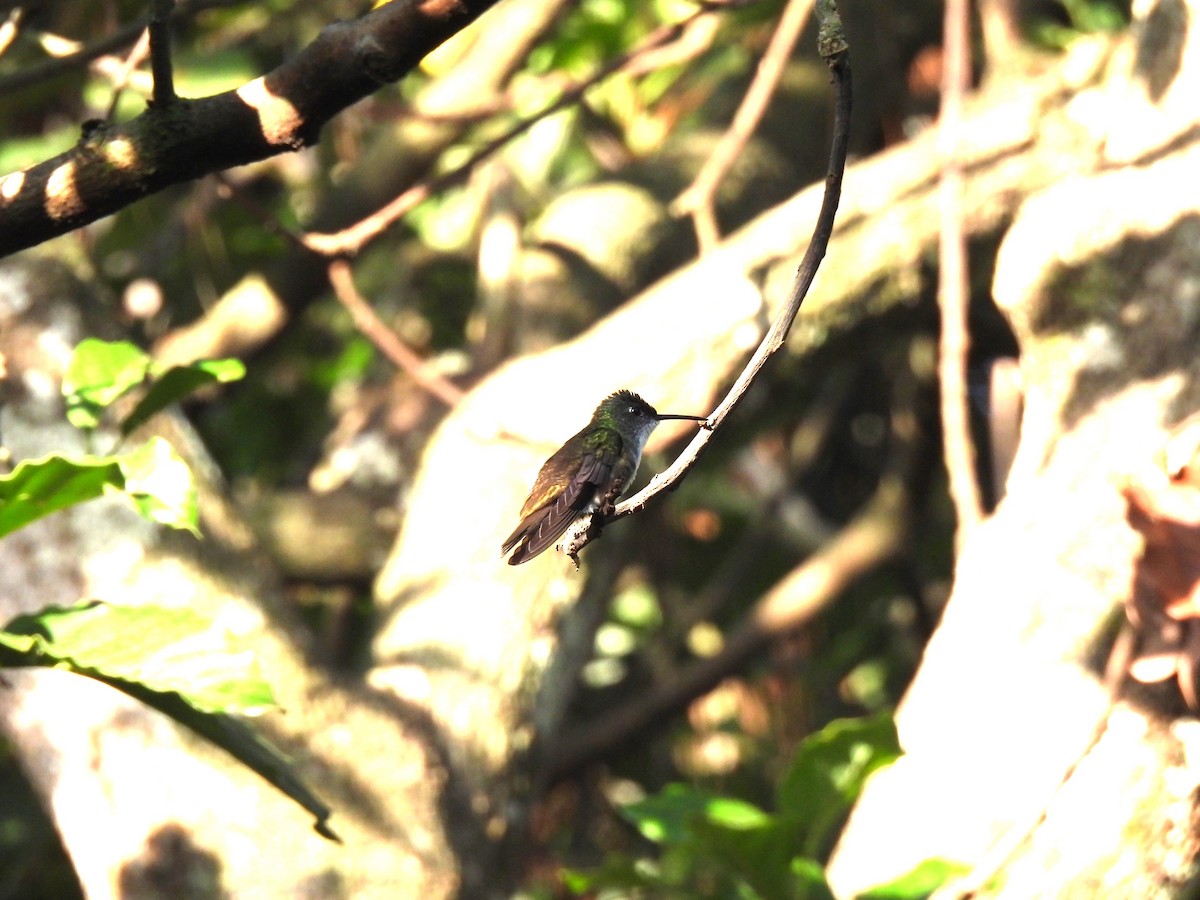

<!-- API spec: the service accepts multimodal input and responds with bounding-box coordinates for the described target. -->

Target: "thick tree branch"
[0,0,503,259]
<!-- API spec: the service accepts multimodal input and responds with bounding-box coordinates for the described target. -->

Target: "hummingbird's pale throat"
[502,390,707,565]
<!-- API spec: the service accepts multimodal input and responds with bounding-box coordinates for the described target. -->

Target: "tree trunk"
[830,0,1200,895]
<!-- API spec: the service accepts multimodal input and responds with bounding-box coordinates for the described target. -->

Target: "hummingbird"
[502,390,709,565]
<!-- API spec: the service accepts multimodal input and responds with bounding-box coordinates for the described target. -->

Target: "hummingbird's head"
[598,390,661,448]
[597,390,707,453]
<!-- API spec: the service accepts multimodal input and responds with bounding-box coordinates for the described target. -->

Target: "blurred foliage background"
[0,0,1131,896]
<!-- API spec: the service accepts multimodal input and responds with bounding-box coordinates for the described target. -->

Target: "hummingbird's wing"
[502,450,615,564]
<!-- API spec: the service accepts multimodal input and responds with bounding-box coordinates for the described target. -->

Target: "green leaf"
[0,442,199,538]
[122,358,246,437]
[62,339,151,430]
[859,859,972,900]
[776,713,903,856]
[0,454,125,538]
[562,857,672,895]
[118,437,200,535]
[621,783,721,844]
[622,785,802,900]
[0,602,337,840]
[689,815,796,900]
[0,601,273,715]
[791,858,836,900]
[701,796,772,830]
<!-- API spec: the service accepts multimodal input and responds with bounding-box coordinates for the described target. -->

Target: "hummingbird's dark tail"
[503,453,615,564]
[502,504,565,565]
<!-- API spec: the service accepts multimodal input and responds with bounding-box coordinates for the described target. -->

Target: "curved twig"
[565,0,852,562]
[326,259,465,409]
[672,0,815,251]
[101,29,152,121]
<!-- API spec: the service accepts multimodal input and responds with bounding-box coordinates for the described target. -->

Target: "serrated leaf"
[119,437,200,535]
[0,454,125,538]
[62,338,150,430]
[0,602,336,840]
[122,358,246,437]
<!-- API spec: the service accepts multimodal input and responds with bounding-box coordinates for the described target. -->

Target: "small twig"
[326,259,465,409]
[0,24,142,92]
[213,178,466,411]
[620,12,720,78]
[0,0,229,95]
[937,0,984,549]
[212,172,307,249]
[302,2,738,258]
[103,28,153,120]
[672,0,815,251]
[565,0,851,561]
[148,0,177,106]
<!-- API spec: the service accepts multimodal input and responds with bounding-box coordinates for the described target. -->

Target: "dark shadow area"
[1031,215,1200,431]
[0,741,84,900]
[1136,0,1188,101]
[117,824,225,900]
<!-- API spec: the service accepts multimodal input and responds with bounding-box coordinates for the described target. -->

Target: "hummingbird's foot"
[700,418,714,430]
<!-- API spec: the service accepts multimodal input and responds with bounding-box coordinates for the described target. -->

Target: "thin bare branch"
[301,2,735,259]
[102,28,152,120]
[0,0,231,94]
[937,0,984,547]
[565,0,852,562]
[672,0,815,252]
[326,259,465,409]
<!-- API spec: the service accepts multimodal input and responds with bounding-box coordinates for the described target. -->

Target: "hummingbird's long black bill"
[656,413,711,428]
